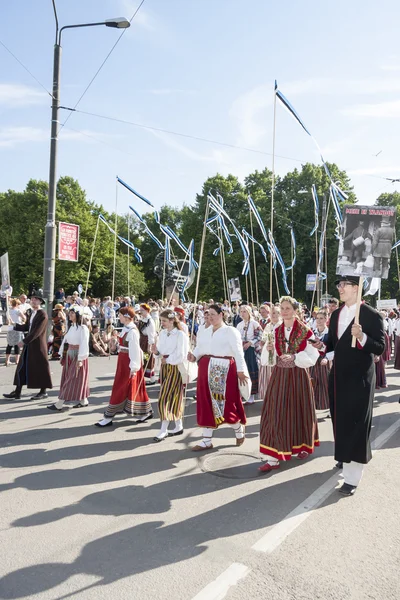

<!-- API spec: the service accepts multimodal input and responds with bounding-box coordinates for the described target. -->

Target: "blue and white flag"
[310,185,319,236]
[329,184,343,239]
[286,226,296,271]
[154,212,198,269]
[268,230,290,295]
[207,194,250,275]
[275,82,349,201]
[248,194,269,243]
[117,177,154,207]
[242,228,268,262]
[164,236,176,268]
[129,206,165,249]
[99,214,142,263]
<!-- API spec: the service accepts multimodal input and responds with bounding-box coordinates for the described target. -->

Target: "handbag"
[178,360,198,384]
[353,236,365,247]
[238,374,252,401]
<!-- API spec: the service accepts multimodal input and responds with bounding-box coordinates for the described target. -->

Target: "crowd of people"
[1,274,392,496]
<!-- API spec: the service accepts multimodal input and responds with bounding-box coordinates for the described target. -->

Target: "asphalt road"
[0,331,399,600]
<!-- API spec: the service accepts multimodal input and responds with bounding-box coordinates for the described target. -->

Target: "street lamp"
[43,16,130,317]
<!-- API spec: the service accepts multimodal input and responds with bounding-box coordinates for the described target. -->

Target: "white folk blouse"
[121,323,142,373]
[157,328,188,365]
[60,324,89,361]
[193,323,246,373]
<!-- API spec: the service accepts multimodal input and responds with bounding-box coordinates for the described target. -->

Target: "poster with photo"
[228,277,242,302]
[336,205,396,279]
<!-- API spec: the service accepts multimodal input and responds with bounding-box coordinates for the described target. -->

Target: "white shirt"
[121,323,141,373]
[193,323,246,373]
[338,303,367,345]
[60,324,89,361]
[19,302,30,314]
[236,319,260,346]
[180,322,189,335]
[29,309,38,331]
[140,317,157,344]
[394,318,400,337]
[157,328,188,365]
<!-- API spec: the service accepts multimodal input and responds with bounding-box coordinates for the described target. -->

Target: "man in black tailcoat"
[313,275,385,496]
[3,293,52,400]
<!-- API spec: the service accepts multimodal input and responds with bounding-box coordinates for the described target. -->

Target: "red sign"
[58,222,79,262]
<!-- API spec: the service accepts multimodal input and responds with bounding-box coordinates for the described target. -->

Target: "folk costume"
[50,323,90,410]
[138,315,157,383]
[192,323,248,450]
[326,301,385,489]
[96,323,151,427]
[51,306,66,360]
[259,319,319,467]
[154,327,188,441]
[310,326,331,410]
[258,321,281,401]
[375,321,391,389]
[4,303,53,400]
[236,319,262,400]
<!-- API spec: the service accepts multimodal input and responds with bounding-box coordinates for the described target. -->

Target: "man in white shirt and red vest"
[3,292,52,400]
[316,275,385,496]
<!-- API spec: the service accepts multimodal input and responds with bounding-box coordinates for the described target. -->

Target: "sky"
[2,0,400,216]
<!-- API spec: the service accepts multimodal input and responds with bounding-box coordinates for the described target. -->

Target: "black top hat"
[334,275,361,286]
[29,290,45,304]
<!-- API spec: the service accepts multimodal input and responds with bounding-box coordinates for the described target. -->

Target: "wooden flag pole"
[270,84,277,306]
[351,276,364,348]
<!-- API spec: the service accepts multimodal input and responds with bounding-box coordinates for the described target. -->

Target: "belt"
[69,344,79,349]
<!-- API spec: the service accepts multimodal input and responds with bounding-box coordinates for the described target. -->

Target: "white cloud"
[341,99,400,118]
[146,88,197,96]
[0,126,117,148]
[120,1,157,31]
[347,166,400,176]
[0,83,48,107]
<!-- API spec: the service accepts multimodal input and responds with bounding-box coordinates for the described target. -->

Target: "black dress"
[14,309,53,390]
[326,304,385,464]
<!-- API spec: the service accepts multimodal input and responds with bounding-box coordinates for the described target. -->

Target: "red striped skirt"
[260,364,319,460]
[258,365,274,401]
[59,351,90,402]
[310,360,330,410]
[104,352,151,418]
[196,356,246,428]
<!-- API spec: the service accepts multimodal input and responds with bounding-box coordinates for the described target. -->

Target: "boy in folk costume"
[314,276,385,496]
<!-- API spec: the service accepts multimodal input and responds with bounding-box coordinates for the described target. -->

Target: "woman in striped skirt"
[47,306,90,411]
[259,296,320,473]
[310,310,331,410]
[95,307,151,427]
[150,310,189,442]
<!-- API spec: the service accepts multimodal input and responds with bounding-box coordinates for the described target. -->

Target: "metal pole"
[43,42,61,318]
[291,234,294,297]
[127,213,130,296]
[111,180,118,299]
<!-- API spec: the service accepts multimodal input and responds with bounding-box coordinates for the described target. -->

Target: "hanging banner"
[228,277,242,301]
[1,252,10,287]
[336,206,396,279]
[306,274,318,291]
[58,222,79,262]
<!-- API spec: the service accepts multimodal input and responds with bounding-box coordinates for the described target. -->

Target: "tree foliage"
[7,162,395,304]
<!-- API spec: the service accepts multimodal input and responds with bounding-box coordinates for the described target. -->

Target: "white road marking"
[252,416,400,554]
[190,563,250,600]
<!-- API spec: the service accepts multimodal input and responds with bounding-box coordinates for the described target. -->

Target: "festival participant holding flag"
[259,296,320,473]
[317,276,385,496]
[95,307,151,427]
[188,304,249,451]
[150,310,188,442]
[138,304,157,385]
